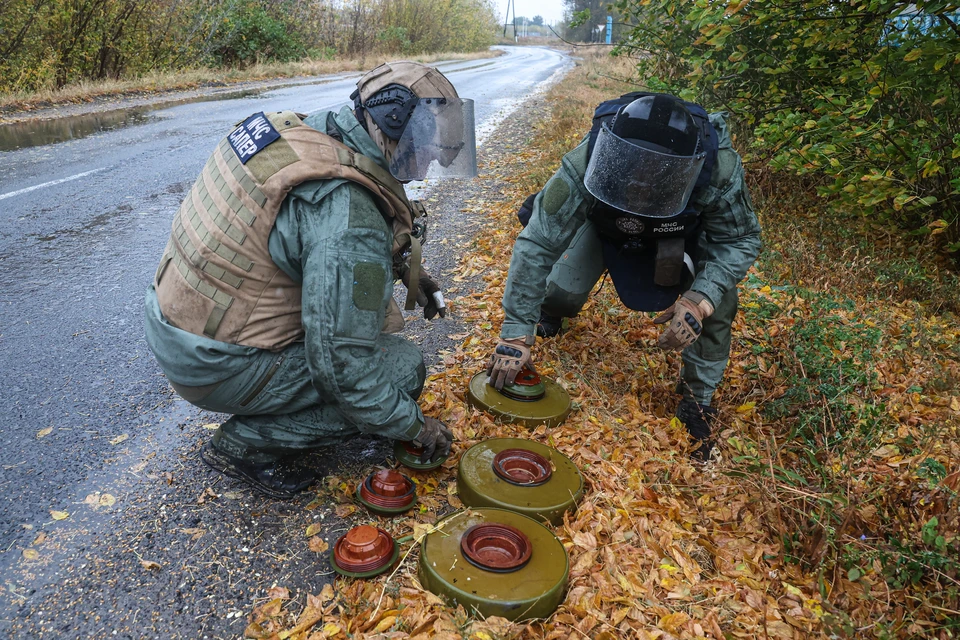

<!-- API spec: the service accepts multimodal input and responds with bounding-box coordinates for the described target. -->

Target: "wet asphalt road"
[0,46,569,636]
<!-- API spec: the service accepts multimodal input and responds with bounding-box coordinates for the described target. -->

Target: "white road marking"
[0,167,109,201]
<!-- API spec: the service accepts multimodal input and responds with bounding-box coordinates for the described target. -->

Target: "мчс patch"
[228,112,280,164]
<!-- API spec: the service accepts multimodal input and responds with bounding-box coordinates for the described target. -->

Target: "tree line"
[0,0,499,93]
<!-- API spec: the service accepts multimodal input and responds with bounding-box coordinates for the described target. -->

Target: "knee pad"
[408,360,427,400]
[541,282,588,319]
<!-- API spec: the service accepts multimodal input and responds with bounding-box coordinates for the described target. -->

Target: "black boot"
[536,310,564,338]
[201,443,315,499]
[675,399,718,462]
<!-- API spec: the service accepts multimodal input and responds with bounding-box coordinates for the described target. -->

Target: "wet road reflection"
[0,108,153,152]
[0,88,268,152]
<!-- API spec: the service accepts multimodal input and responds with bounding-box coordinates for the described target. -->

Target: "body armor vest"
[154,110,416,351]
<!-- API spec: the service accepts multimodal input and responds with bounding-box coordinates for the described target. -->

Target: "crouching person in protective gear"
[491,93,760,461]
[145,61,476,498]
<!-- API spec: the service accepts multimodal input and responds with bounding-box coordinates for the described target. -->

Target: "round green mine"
[457,438,583,526]
[418,508,568,622]
[466,372,571,429]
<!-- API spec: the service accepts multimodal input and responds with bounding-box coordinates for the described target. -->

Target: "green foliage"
[377,26,412,54]
[569,8,592,28]
[734,270,960,617]
[0,0,499,92]
[613,0,960,258]
[206,0,307,67]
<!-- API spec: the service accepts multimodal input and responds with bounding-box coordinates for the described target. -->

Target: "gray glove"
[412,417,454,463]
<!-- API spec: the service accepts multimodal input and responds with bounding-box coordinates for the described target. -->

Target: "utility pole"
[502,0,516,38]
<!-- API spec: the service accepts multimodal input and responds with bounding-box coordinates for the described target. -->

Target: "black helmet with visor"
[584,95,706,218]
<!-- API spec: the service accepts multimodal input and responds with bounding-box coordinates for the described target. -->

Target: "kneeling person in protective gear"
[145,61,476,498]
[490,94,760,461]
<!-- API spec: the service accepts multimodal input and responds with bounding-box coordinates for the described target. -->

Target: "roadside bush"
[205,0,307,67]
[613,0,960,262]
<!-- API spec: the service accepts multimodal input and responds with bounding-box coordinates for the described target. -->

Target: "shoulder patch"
[353,262,387,312]
[543,177,571,215]
[228,112,281,164]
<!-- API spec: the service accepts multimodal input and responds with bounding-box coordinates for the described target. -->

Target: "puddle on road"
[0,108,153,152]
[0,87,268,152]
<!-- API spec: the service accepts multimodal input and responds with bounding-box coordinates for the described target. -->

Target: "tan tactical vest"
[154,110,416,351]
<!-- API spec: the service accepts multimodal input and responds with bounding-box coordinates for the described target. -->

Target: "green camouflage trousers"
[539,220,738,406]
[179,334,425,464]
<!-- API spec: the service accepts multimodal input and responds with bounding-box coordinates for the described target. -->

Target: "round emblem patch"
[615,217,645,235]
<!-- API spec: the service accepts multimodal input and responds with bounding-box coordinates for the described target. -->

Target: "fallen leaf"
[659,611,690,634]
[319,583,335,603]
[308,536,329,553]
[872,444,899,458]
[22,549,39,560]
[373,616,397,633]
[37,427,53,438]
[99,494,116,507]
[33,532,47,545]
[260,598,283,617]
[305,523,323,537]
[573,531,597,550]
[202,423,219,430]
[140,559,161,571]
[412,522,435,540]
[110,434,129,445]
[267,586,290,600]
[50,511,69,521]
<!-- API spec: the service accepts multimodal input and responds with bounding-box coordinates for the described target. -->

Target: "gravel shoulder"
[2,79,560,639]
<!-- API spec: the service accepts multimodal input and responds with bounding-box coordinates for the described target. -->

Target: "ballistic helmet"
[584,95,705,218]
[352,61,477,181]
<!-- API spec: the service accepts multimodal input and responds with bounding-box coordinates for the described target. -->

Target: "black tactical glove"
[412,417,454,464]
[401,265,447,320]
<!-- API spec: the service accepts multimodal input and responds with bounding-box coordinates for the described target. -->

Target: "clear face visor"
[389,98,477,181]
[584,124,706,218]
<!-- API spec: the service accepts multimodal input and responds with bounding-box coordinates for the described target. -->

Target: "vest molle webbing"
[155,110,416,351]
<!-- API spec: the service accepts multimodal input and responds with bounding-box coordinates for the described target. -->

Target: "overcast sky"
[496,0,567,26]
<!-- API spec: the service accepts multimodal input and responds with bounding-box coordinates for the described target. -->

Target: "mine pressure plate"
[418,508,568,621]
[356,469,417,515]
[466,367,571,429]
[330,524,400,578]
[457,438,583,525]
